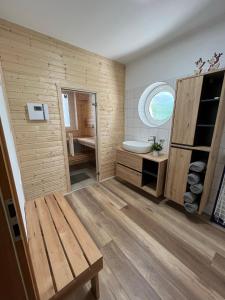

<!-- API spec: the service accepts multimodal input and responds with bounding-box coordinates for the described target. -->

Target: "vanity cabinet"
[165,69,225,213]
[116,148,168,197]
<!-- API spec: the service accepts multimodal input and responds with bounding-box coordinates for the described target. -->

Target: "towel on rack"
[190,161,206,172]
[68,133,74,156]
[190,183,203,195]
[187,173,200,185]
[184,192,197,204]
[184,202,199,214]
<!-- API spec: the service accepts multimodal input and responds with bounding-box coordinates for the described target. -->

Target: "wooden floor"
[64,178,225,300]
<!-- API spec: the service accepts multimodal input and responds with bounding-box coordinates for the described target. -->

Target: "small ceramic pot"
[152,150,159,157]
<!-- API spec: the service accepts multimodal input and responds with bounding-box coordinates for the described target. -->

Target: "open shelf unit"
[185,150,209,207]
[142,159,158,189]
[166,69,225,214]
[194,71,224,147]
[116,147,168,197]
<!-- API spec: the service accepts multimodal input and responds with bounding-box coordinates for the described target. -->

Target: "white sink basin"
[122,141,151,154]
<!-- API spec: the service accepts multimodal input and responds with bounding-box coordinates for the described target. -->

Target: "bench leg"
[91,274,100,299]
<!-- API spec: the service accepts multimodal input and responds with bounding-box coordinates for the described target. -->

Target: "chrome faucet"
[148,136,156,144]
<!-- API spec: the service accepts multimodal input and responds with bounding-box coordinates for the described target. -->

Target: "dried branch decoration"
[194,58,206,75]
[208,52,223,72]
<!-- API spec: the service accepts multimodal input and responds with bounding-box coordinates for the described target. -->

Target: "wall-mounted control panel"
[27,103,49,121]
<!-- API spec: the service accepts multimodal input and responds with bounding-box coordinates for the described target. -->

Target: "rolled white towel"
[184,192,197,204]
[68,133,74,156]
[184,202,198,214]
[190,183,203,195]
[187,173,200,185]
[190,161,206,172]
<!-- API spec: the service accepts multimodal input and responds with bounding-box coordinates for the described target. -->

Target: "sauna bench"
[77,137,96,149]
[116,147,168,197]
[25,192,103,300]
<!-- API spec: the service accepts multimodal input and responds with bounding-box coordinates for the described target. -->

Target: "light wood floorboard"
[64,178,225,300]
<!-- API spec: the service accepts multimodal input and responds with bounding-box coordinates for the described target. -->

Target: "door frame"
[0,186,27,299]
[0,120,37,299]
[56,84,100,192]
[0,63,37,299]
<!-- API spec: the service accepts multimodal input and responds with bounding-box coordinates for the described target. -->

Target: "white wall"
[0,84,27,231]
[125,18,225,215]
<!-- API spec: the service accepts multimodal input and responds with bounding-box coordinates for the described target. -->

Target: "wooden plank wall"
[0,18,125,200]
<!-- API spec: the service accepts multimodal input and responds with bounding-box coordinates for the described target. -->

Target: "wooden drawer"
[116,150,142,172]
[116,163,142,187]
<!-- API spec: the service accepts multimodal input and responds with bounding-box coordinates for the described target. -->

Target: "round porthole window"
[138,82,175,127]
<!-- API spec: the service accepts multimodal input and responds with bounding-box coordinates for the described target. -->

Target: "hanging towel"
[184,202,199,214]
[187,173,200,185]
[184,192,197,204]
[68,133,74,156]
[190,183,203,195]
[190,161,206,172]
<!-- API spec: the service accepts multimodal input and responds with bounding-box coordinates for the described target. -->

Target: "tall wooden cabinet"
[165,69,225,214]
[165,148,192,205]
[171,76,203,145]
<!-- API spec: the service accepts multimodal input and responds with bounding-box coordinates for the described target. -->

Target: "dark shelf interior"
[142,174,157,188]
[194,126,215,147]
[143,181,157,190]
[196,99,219,126]
[200,71,224,100]
[143,170,158,178]
[143,159,158,175]
[142,159,158,188]
[191,150,209,166]
[194,71,224,147]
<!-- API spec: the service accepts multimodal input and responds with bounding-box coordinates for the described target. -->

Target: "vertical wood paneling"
[0,18,125,200]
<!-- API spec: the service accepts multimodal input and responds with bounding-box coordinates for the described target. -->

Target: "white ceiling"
[0,0,225,63]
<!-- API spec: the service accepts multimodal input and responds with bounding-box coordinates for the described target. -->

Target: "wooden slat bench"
[25,192,103,300]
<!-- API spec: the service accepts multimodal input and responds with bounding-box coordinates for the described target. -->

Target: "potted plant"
[150,139,164,157]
